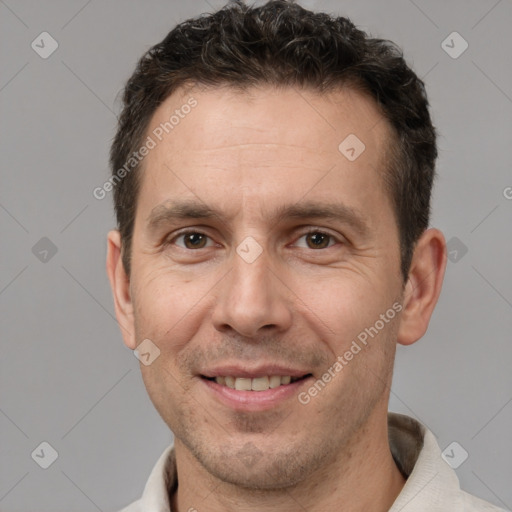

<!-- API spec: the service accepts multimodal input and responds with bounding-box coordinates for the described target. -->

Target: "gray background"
[1,0,511,510]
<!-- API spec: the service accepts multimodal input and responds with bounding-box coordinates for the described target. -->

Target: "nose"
[211,247,293,339]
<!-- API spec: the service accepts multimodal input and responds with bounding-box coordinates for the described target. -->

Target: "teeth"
[251,376,269,391]
[214,375,297,391]
[269,375,282,388]
[235,378,252,391]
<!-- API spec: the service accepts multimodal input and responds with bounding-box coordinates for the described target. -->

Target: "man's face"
[125,85,405,488]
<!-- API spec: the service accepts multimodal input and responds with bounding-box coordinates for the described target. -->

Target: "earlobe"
[396,228,447,346]
[106,230,137,349]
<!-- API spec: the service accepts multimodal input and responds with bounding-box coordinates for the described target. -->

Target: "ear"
[106,230,137,349]
[397,228,447,346]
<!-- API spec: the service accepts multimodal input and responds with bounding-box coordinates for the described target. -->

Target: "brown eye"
[174,232,212,249]
[305,232,332,249]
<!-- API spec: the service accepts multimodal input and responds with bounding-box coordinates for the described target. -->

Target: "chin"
[188,437,326,491]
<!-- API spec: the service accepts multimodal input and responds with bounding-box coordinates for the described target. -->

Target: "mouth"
[201,374,312,391]
[199,370,314,411]
[199,364,315,411]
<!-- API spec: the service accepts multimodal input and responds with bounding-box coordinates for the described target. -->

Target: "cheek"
[130,264,214,348]
[291,273,396,354]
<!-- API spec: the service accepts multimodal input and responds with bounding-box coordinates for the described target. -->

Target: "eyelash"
[166,228,342,250]
[169,230,216,249]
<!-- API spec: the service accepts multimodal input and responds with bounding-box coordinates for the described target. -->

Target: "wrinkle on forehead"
[171,144,336,175]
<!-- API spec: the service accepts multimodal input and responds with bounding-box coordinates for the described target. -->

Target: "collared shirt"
[119,412,506,511]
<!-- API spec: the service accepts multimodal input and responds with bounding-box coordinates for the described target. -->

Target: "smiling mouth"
[202,374,312,391]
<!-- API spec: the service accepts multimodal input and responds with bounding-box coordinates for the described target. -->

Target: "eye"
[172,231,215,250]
[294,231,338,249]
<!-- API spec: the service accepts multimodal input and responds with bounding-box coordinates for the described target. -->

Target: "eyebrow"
[146,199,371,237]
[273,202,371,237]
[146,200,222,232]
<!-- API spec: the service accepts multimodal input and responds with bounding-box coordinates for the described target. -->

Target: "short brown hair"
[110,0,437,281]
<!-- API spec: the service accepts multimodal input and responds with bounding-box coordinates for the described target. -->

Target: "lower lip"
[201,377,312,412]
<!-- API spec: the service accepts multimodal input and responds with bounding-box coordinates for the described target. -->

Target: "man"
[106,1,505,510]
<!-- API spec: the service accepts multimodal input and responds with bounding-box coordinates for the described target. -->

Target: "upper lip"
[200,364,311,379]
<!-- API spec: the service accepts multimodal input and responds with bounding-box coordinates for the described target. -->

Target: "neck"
[171,409,405,512]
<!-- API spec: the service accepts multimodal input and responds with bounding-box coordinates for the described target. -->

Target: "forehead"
[150,84,389,154]
[137,84,394,222]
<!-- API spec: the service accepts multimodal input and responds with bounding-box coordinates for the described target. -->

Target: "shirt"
[119,412,506,511]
